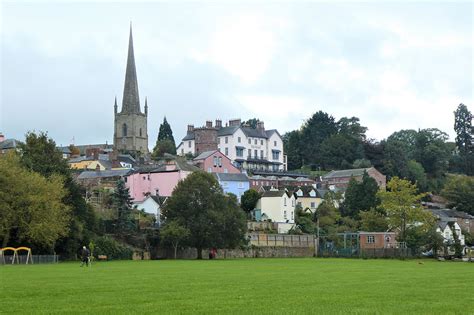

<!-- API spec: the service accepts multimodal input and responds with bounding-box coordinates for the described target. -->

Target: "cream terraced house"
[177,119,287,172]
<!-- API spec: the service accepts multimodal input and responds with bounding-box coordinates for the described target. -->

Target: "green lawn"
[1,258,473,314]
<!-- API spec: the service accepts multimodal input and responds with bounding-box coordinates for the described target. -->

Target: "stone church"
[113,25,149,155]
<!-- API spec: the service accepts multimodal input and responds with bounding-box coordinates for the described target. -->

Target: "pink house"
[192,150,241,174]
[125,159,199,202]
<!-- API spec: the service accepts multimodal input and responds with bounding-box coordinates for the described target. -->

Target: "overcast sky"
[1,1,472,148]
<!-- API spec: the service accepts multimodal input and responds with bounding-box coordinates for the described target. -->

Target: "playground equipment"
[0,247,33,264]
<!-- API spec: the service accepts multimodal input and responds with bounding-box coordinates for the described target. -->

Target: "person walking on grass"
[80,246,90,267]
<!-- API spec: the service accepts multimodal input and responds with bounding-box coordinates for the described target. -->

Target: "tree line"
[283,103,473,193]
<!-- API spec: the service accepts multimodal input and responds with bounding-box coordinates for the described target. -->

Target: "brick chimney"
[206,120,213,128]
[257,121,265,131]
[229,119,241,127]
[215,119,222,128]
[187,124,194,132]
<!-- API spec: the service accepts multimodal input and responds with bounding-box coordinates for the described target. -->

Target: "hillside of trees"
[283,103,473,193]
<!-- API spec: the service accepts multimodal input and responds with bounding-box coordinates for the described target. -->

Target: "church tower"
[114,24,149,155]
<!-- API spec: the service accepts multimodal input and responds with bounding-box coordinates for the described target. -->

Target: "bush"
[93,236,133,260]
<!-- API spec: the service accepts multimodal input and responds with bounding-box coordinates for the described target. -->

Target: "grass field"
[1,258,473,314]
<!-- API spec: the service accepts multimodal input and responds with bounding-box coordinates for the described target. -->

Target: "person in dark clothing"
[80,246,90,267]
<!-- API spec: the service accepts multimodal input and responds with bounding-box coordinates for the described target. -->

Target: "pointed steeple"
[144,97,148,115]
[114,96,118,114]
[121,22,141,114]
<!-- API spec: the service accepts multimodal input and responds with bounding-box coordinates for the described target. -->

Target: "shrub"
[93,236,133,260]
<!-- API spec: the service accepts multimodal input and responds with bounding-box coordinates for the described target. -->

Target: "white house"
[254,188,296,233]
[294,186,323,213]
[437,221,465,246]
[133,195,166,226]
[177,119,286,172]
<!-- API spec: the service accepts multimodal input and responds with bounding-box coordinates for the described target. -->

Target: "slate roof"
[68,156,94,163]
[133,157,200,174]
[323,168,372,179]
[194,150,218,160]
[182,125,282,141]
[262,189,292,198]
[427,208,474,220]
[215,173,249,182]
[149,195,168,206]
[316,189,329,198]
[295,186,321,198]
[77,169,131,179]
[0,139,20,150]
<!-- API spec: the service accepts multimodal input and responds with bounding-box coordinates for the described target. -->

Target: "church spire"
[121,22,141,114]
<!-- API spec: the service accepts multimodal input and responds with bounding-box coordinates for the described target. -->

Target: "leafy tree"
[160,220,190,259]
[441,175,474,215]
[337,117,367,141]
[377,177,433,242]
[0,153,70,250]
[363,139,385,170]
[301,111,338,168]
[406,160,428,192]
[353,158,372,169]
[294,205,316,234]
[18,131,98,258]
[454,103,473,175]
[162,172,246,259]
[241,118,262,129]
[152,117,176,158]
[240,189,261,219]
[113,179,134,235]
[359,209,388,232]
[320,134,364,170]
[152,140,176,159]
[68,144,80,156]
[341,172,380,219]
[315,192,341,239]
[157,117,176,143]
[283,130,303,170]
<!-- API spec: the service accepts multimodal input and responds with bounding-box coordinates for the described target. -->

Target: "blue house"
[214,173,250,202]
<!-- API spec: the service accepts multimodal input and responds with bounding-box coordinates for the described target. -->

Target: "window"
[260,150,264,159]
[139,128,142,137]
[291,211,294,220]
[124,177,127,183]
[274,141,277,147]
[248,138,251,144]
[292,200,295,206]
[225,148,228,155]
[310,202,316,208]
[224,168,228,173]
[272,151,280,160]
[208,167,212,173]
[297,202,302,207]
[254,149,257,158]
[238,137,241,143]
[367,235,375,244]
[248,149,251,157]
[188,141,191,148]
[284,198,287,206]
[254,139,257,145]
[225,137,228,144]
[284,210,287,219]
[181,148,184,155]
[122,123,127,137]
[218,157,222,167]
[213,156,218,167]
[260,140,263,145]
[236,147,244,157]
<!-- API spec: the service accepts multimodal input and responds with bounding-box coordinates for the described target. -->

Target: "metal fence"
[1,255,59,265]
[248,233,315,247]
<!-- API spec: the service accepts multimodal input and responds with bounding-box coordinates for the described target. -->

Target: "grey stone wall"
[156,246,315,259]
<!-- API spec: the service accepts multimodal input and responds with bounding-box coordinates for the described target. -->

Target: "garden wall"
[156,246,316,259]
